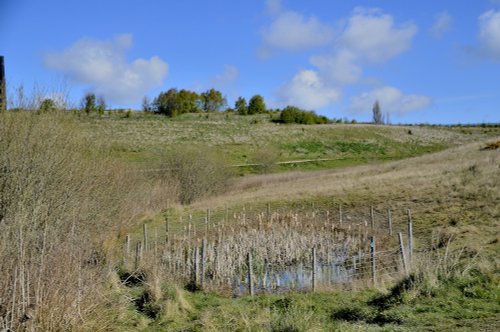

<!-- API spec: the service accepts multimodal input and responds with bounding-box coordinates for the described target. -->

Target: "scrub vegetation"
[0,107,498,331]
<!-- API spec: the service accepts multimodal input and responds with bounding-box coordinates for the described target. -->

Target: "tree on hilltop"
[235,96,247,115]
[142,96,152,112]
[81,93,96,114]
[200,88,226,113]
[96,95,106,116]
[153,88,200,117]
[372,100,383,124]
[248,95,266,114]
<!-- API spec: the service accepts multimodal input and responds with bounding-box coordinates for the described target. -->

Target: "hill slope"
[117,136,499,331]
[197,138,499,252]
[79,113,499,173]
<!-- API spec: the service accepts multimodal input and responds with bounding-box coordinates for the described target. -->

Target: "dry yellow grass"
[198,138,499,207]
[194,138,499,260]
[0,112,174,331]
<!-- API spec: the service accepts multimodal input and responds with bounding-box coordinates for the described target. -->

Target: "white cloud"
[209,64,239,88]
[478,9,500,59]
[430,12,453,39]
[265,0,283,15]
[338,7,417,64]
[310,50,362,85]
[43,34,169,104]
[348,86,432,114]
[309,8,417,85]
[277,70,341,110]
[261,11,334,53]
[268,7,419,111]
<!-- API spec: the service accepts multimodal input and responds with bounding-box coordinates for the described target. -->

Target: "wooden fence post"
[134,241,142,270]
[398,232,408,275]
[407,209,413,268]
[200,239,206,290]
[193,247,200,288]
[124,234,130,267]
[247,252,254,296]
[312,247,317,292]
[370,236,376,286]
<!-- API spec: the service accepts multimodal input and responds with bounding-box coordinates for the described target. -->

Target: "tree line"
[32,88,370,125]
[143,87,332,125]
[144,88,268,117]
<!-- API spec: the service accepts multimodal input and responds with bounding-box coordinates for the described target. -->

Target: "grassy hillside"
[78,112,499,173]
[1,111,498,331]
[114,134,499,331]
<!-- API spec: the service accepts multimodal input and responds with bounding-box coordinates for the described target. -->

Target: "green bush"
[280,106,328,125]
[39,98,57,113]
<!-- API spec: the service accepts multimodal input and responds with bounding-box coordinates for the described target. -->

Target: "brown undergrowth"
[0,111,173,331]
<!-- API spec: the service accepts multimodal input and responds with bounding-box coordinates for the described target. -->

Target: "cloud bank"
[348,86,432,115]
[312,7,417,86]
[337,8,417,64]
[43,34,169,104]
[277,70,341,110]
[478,9,500,60]
[260,10,334,54]
[272,7,429,114]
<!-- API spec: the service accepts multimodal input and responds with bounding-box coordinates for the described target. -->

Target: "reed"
[127,202,406,295]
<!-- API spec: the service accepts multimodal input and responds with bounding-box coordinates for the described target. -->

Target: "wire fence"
[124,201,414,295]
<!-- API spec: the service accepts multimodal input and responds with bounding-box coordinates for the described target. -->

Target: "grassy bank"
[77,112,499,174]
[109,263,498,331]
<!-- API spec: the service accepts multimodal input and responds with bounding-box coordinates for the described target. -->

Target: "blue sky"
[1,0,499,123]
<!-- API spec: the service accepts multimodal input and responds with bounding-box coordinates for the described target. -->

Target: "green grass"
[111,268,498,331]
[76,112,499,173]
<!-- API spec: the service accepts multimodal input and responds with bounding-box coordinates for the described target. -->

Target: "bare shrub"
[161,146,234,204]
[8,82,72,111]
[250,145,279,174]
[0,111,152,331]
